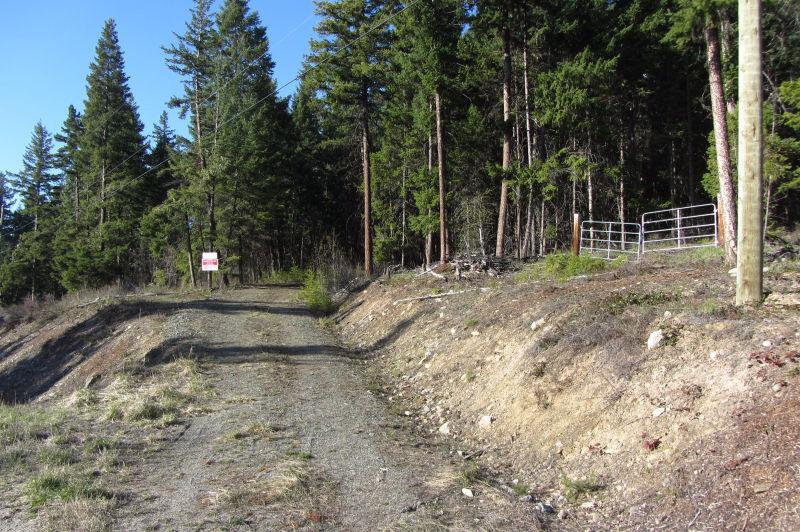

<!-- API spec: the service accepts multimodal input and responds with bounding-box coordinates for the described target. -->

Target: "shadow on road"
[0,286,420,403]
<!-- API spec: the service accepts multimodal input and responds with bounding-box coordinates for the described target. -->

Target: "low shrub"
[300,271,335,313]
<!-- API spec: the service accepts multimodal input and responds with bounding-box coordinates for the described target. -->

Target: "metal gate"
[580,220,642,260]
[640,204,718,254]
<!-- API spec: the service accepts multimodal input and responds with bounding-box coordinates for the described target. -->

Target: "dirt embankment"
[335,258,800,530]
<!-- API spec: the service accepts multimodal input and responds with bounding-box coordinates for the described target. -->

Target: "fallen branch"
[393,288,486,305]
[76,297,101,308]
[415,268,446,279]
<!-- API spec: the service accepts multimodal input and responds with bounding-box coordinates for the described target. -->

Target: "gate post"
[572,213,581,256]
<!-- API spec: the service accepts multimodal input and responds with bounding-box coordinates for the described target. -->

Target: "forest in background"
[1,0,799,303]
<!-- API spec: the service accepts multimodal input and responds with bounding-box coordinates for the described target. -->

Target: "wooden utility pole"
[736,0,764,305]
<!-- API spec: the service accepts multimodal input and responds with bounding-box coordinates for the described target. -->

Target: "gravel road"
[111,286,537,530]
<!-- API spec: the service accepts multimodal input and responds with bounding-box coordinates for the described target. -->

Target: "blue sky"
[0,0,320,174]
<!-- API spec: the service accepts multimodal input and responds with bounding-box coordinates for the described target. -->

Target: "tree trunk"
[185,213,196,289]
[619,137,626,224]
[686,75,696,203]
[495,14,512,258]
[540,199,546,256]
[522,186,532,257]
[425,227,433,269]
[736,0,763,305]
[401,163,407,269]
[705,21,737,264]
[361,110,373,277]
[99,161,106,227]
[435,90,447,263]
[720,9,737,115]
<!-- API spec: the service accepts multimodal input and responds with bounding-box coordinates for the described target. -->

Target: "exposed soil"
[1,287,538,530]
[335,256,800,530]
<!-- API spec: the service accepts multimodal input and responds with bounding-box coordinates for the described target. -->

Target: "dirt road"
[111,287,535,530]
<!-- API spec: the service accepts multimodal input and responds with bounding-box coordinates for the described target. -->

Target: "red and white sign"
[201,252,219,272]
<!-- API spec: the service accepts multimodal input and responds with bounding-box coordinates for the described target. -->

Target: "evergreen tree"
[0,172,8,230]
[307,0,393,276]
[54,105,84,224]
[62,19,148,289]
[0,123,60,301]
[666,0,738,263]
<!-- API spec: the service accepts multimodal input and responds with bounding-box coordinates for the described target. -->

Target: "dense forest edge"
[1,0,799,305]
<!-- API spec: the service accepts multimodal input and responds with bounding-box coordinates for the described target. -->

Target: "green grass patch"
[560,473,605,502]
[385,273,414,286]
[512,482,530,496]
[285,450,314,461]
[459,460,483,487]
[515,253,617,283]
[465,318,479,328]
[84,437,115,454]
[37,448,77,466]
[0,405,64,446]
[24,471,111,511]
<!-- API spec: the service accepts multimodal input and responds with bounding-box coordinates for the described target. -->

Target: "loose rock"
[478,415,493,429]
[647,330,665,350]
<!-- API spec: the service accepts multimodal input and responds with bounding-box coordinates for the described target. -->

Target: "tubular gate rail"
[579,221,641,260]
[640,203,718,254]
[578,203,719,260]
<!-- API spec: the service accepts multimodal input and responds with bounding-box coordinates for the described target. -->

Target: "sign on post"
[201,252,219,272]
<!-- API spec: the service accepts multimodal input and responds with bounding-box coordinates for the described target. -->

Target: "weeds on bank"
[515,253,619,283]
[223,422,273,441]
[101,356,210,427]
[604,290,677,315]
[459,460,484,487]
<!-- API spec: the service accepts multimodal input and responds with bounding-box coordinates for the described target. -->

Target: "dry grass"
[0,353,212,529]
[98,357,210,427]
[41,494,116,532]
[222,459,337,527]
[222,421,273,441]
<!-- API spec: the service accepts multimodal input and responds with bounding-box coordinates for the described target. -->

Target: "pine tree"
[54,105,84,224]
[60,19,148,289]
[145,112,177,208]
[394,0,463,263]
[307,0,393,277]
[666,0,738,264]
[11,122,59,231]
[164,0,217,267]
[0,172,8,230]
[0,123,60,301]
